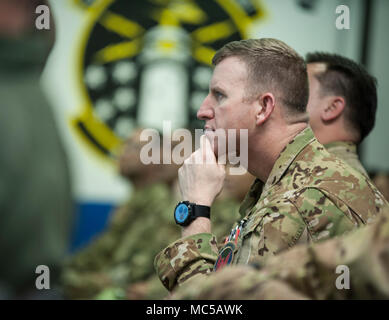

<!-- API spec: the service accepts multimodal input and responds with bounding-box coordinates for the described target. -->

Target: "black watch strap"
[192,204,211,219]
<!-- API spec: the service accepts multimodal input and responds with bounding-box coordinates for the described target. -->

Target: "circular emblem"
[72,0,266,159]
[175,203,189,224]
[214,241,235,271]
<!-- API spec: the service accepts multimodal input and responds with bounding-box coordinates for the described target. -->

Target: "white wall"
[250,0,363,59]
[362,0,389,172]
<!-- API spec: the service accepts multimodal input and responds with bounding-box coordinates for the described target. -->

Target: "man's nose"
[197,99,214,120]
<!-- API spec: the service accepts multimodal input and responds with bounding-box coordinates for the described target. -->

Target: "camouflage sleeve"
[291,187,358,241]
[154,233,219,291]
[172,213,389,300]
[251,211,389,299]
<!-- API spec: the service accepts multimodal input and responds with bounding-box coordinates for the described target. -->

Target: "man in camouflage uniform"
[172,211,389,300]
[171,52,387,301]
[305,52,378,177]
[154,38,389,292]
[216,52,380,208]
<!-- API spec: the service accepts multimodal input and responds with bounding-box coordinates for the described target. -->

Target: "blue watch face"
[175,203,189,224]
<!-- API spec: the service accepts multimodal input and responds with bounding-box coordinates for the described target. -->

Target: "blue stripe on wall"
[69,201,116,253]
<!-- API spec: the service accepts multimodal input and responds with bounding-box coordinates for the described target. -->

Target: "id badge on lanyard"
[213,219,246,271]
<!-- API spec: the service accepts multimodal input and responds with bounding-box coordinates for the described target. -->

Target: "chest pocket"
[234,201,308,265]
[233,208,267,265]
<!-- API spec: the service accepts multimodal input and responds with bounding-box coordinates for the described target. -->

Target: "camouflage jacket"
[154,127,389,291]
[172,211,389,300]
[235,140,370,215]
[325,141,369,177]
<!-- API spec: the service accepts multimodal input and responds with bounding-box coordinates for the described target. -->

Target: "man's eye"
[215,91,224,101]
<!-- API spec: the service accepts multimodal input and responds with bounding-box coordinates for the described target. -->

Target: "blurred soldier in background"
[373,173,389,200]
[172,210,389,300]
[306,52,378,177]
[211,164,255,242]
[0,0,73,299]
[62,129,252,299]
[62,129,180,299]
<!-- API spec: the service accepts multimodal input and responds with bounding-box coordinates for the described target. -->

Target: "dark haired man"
[306,52,378,177]
[154,39,389,292]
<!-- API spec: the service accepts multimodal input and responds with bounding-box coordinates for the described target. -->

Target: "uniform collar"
[261,126,316,197]
[324,141,368,177]
[324,141,357,154]
[239,126,316,217]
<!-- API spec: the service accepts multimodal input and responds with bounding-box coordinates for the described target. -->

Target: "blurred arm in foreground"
[0,0,73,299]
[173,211,389,300]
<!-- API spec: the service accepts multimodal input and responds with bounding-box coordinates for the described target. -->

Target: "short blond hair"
[213,38,309,117]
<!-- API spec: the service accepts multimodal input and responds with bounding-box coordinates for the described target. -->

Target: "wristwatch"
[174,201,211,227]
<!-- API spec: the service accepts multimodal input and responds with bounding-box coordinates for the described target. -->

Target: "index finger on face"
[200,134,216,164]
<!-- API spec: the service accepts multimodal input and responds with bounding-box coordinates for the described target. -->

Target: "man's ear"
[321,97,345,121]
[255,93,275,126]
